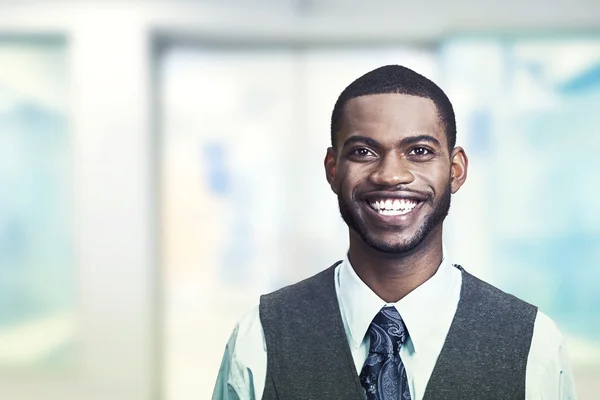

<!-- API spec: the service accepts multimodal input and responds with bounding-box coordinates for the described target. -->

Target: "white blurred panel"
[160,46,435,400]
[160,49,298,399]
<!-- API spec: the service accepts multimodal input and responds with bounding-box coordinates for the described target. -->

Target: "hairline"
[331,93,453,151]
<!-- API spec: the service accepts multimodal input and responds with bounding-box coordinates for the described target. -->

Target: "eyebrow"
[342,135,380,148]
[399,135,441,147]
[342,134,441,149]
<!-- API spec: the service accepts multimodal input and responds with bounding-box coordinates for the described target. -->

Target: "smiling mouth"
[367,198,420,216]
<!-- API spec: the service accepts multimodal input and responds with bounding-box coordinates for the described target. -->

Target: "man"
[212,65,576,399]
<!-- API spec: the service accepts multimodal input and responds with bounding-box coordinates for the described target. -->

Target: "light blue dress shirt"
[212,256,577,400]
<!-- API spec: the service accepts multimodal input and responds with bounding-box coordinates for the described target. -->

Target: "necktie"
[359,306,411,400]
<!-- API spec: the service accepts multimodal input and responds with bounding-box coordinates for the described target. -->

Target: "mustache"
[354,184,433,201]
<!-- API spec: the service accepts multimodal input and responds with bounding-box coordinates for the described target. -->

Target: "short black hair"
[330,65,456,150]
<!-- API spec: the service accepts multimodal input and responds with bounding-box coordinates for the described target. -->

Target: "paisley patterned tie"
[359,306,411,400]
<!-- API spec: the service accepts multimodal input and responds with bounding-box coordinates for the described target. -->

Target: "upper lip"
[362,190,427,202]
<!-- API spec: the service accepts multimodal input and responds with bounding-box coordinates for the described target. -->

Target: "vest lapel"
[422,266,536,400]
[260,263,365,400]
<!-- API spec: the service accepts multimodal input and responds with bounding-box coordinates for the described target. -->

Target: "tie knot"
[367,306,408,354]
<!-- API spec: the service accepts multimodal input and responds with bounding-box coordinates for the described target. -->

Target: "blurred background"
[0,1,599,399]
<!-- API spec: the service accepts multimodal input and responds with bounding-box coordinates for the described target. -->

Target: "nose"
[370,153,414,187]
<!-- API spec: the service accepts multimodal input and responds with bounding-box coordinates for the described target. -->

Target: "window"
[442,36,600,394]
[0,39,74,370]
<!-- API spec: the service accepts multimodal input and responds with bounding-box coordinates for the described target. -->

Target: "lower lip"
[363,201,424,224]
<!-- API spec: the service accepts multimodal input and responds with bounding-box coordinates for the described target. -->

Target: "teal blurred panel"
[0,39,74,369]
[441,37,600,361]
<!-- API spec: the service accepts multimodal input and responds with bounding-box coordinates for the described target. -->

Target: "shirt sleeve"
[211,306,266,400]
[526,311,578,400]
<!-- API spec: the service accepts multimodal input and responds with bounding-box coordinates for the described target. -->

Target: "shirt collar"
[338,250,459,354]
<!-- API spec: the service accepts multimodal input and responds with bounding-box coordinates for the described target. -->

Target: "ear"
[324,147,339,194]
[450,146,468,194]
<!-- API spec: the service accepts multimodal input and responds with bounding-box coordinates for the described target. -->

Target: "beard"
[338,182,451,254]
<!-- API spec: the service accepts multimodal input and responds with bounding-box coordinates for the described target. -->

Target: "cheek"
[341,167,370,196]
[414,165,451,192]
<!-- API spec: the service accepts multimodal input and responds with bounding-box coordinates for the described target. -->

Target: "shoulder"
[214,305,267,400]
[526,311,577,398]
[260,262,341,309]
[459,266,538,315]
[258,262,344,346]
[529,310,569,366]
[532,311,564,346]
[231,305,267,355]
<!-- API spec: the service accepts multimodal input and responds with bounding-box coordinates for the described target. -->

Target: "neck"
[348,227,443,303]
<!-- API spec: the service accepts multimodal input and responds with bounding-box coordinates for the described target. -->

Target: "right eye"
[350,147,376,158]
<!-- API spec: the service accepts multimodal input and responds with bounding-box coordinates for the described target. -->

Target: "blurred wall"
[0,1,598,399]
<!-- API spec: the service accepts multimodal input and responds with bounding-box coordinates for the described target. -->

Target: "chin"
[340,195,446,255]
[361,234,425,255]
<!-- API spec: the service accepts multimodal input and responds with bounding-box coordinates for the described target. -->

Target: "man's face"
[325,93,465,254]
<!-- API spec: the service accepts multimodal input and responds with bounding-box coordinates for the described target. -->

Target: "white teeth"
[379,208,413,216]
[369,198,419,214]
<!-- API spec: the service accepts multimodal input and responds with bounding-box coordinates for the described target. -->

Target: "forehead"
[339,93,446,146]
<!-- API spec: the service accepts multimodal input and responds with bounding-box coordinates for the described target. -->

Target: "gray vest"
[259,263,537,400]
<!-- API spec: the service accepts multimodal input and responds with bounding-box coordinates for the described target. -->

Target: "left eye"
[409,147,431,156]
